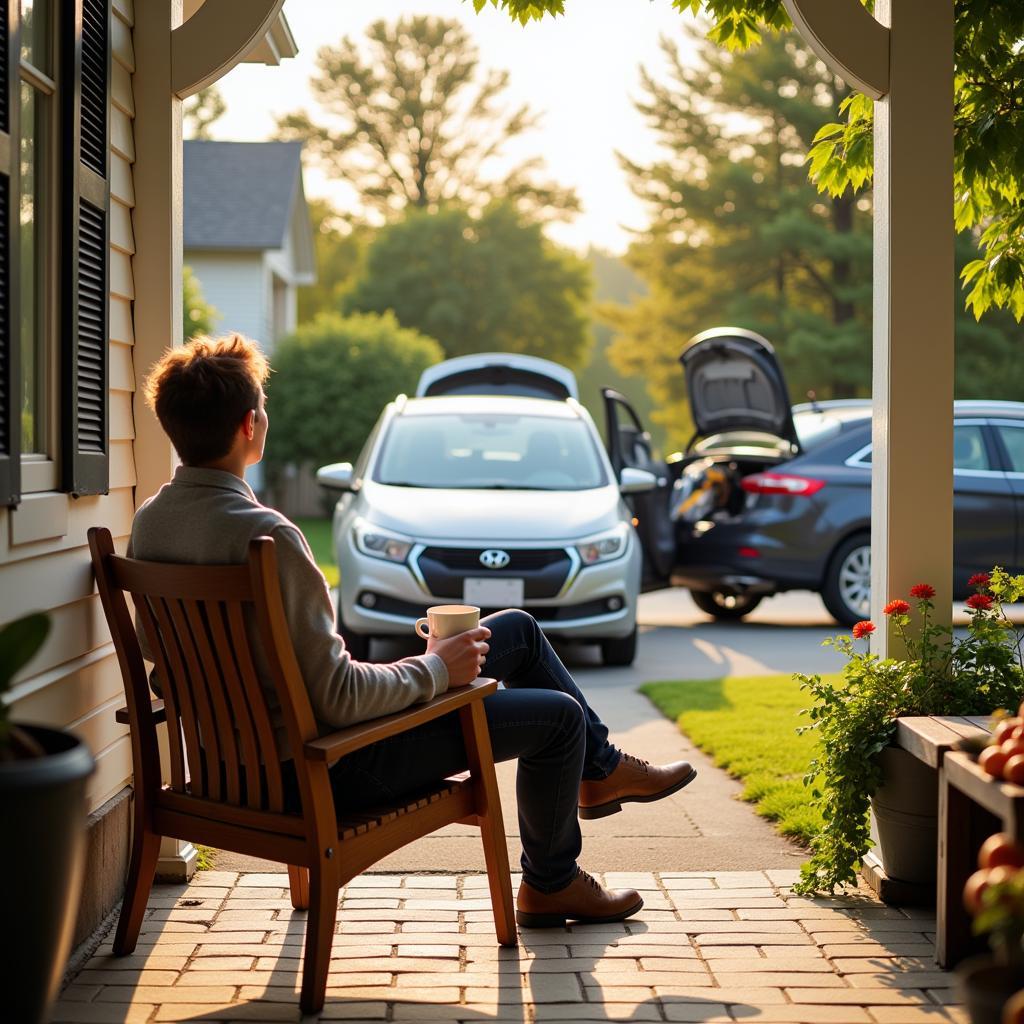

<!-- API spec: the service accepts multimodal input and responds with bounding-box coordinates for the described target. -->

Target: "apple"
[979,746,1010,778]
[1002,988,1024,1024]
[963,869,991,914]
[994,718,1022,744]
[1004,754,1024,785]
[978,833,1024,870]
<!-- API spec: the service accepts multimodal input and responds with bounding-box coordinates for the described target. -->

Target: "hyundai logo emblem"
[479,549,511,570]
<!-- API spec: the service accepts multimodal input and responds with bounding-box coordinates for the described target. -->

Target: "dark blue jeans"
[325,609,621,892]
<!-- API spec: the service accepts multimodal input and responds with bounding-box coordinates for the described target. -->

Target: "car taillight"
[740,472,825,497]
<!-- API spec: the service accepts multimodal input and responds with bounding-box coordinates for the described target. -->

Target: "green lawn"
[641,674,839,846]
[295,517,339,588]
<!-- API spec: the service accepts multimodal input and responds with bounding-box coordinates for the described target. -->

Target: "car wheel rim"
[838,545,871,618]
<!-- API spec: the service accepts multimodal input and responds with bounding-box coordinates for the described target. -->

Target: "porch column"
[869,0,954,654]
[132,0,196,881]
[784,0,954,655]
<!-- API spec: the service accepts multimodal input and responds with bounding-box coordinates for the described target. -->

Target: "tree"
[479,0,1024,321]
[297,200,369,324]
[183,265,218,341]
[263,313,444,476]
[183,86,227,140]
[605,30,873,447]
[276,16,578,223]
[344,202,592,368]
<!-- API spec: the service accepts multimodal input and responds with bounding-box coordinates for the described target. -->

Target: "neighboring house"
[184,140,316,353]
[0,0,297,956]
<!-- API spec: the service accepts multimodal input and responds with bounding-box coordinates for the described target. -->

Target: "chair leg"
[287,865,310,910]
[112,826,161,955]
[460,701,518,947]
[299,863,338,1014]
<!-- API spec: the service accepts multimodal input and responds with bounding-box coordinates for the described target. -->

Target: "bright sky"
[210,0,702,254]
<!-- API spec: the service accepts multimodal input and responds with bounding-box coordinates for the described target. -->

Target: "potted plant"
[0,612,95,1024]
[958,833,1024,1024]
[793,570,1024,895]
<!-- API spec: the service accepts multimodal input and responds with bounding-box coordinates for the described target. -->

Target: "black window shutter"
[0,0,19,506]
[61,0,110,496]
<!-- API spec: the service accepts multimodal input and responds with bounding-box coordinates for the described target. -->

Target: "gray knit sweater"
[128,466,448,758]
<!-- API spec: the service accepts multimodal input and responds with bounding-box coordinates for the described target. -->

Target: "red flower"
[968,572,991,589]
[910,584,936,600]
[852,620,876,639]
[966,593,994,611]
[884,599,911,616]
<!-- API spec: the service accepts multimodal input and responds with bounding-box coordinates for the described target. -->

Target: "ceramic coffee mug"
[414,604,480,640]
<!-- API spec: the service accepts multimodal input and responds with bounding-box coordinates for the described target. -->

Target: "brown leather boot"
[578,753,697,820]
[516,868,643,928]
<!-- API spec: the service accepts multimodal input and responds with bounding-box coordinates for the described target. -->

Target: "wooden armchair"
[87,527,516,1013]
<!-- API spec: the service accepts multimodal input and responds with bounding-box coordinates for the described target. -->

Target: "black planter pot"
[0,724,95,1024]
[956,954,1024,1024]
[870,745,939,885]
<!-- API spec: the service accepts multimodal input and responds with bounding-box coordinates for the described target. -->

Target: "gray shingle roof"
[184,141,304,250]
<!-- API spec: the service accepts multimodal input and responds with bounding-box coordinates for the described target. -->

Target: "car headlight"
[353,520,413,564]
[575,524,629,565]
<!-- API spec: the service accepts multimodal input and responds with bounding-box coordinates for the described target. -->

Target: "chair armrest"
[115,699,166,726]
[303,678,497,763]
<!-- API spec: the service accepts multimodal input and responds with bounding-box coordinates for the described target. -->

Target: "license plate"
[463,577,524,607]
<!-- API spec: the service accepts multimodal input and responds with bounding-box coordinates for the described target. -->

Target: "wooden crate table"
[862,716,991,905]
[938,747,1024,968]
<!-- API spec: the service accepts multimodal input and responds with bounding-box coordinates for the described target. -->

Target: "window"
[19,0,58,491]
[846,424,992,472]
[995,423,1024,474]
[0,0,111,506]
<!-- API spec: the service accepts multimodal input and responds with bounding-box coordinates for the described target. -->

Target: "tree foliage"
[344,202,593,368]
[480,0,1024,321]
[277,16,577,223]
[264,312,444,473]
[605,30,872,448]
[183,86,227,140]
[182,265,218,342]
[297,200,369,325]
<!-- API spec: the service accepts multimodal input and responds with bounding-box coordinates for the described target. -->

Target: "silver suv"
[317,354,665,666]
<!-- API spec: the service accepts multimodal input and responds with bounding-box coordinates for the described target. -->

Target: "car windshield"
[373,413,608,490]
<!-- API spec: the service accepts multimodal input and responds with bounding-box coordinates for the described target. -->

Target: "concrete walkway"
[218,590,841,874]
[58,868,964,1023]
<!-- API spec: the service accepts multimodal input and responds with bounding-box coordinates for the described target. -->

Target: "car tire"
[600,628,638,667]
[690,589,763,621]
[822,533,871,627]
[337,607,372,661]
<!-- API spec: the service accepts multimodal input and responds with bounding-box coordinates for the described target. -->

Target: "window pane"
[20,0,51,74]
[997,425,1024,473]
[20,82,45,454]
[953,424,989,471]
[374,413,608,490]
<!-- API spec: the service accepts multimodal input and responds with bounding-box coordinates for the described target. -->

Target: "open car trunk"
[672,328,800,524]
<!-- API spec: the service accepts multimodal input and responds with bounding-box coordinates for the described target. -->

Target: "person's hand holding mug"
[415,605,490,688]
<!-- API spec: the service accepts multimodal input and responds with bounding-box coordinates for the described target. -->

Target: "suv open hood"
[416,353,579,401]
[679,328,799,449]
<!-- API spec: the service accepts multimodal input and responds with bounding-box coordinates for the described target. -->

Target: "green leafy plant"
[0,612,51,760]
[794,572,1024,894]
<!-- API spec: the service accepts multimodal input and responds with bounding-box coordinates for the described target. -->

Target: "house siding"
[5,0,137,820]
[186,251,271,349]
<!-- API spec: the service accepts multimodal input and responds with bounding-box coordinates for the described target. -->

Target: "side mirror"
[317,462,355,492]
[619,467,656,494]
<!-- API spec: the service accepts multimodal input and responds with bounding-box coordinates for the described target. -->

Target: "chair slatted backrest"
[89,528,321,817]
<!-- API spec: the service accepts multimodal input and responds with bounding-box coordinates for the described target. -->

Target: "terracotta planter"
[956,954,1023,1024]
[0,725,95,1024]
[870,745,938,885]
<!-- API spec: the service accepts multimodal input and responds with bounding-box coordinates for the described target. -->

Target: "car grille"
[416,546,572,599]
[359,592,615,623]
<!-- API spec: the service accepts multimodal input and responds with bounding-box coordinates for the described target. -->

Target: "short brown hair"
[144,334,270,465]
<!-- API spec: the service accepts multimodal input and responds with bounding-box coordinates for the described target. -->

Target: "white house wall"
[186,251,272,348]
[4,0,138,816]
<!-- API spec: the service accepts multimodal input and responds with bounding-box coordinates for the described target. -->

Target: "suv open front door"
[602,388,676,591]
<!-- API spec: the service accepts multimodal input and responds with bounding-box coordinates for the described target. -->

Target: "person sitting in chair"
[130,333,696,927]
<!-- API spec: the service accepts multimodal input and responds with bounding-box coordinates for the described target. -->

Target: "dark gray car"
[609,327,1024,626]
